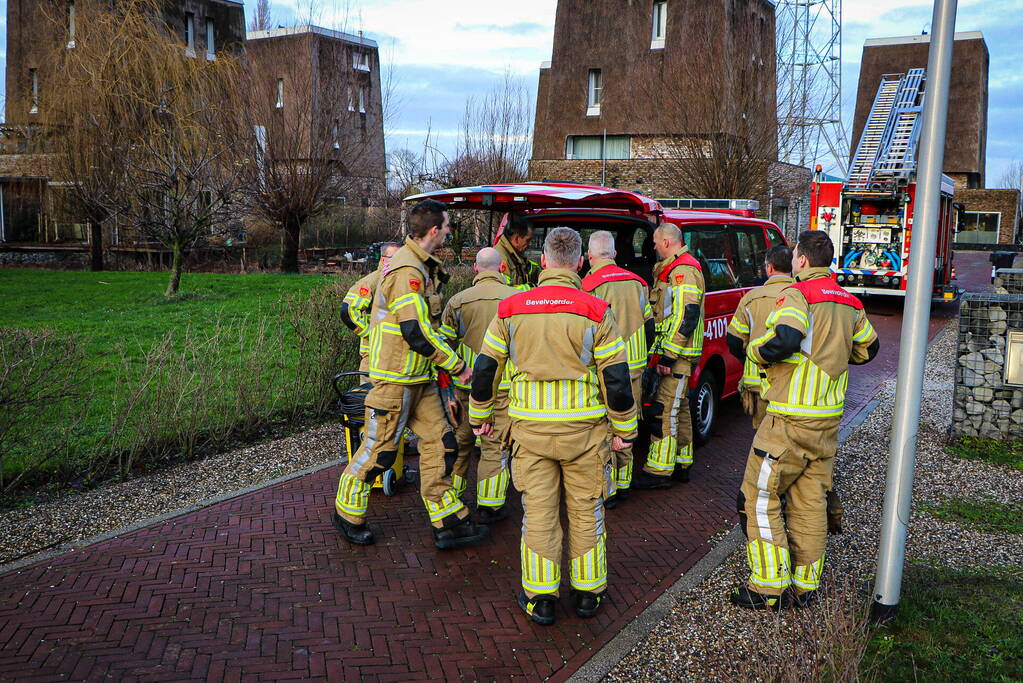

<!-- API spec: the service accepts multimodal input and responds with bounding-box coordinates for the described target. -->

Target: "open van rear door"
[404,182,663,215]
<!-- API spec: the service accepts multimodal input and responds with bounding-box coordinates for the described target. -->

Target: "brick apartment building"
[852,32,1020,244]
[0,2,385,251]
[528,0,809,233]
[245,26,386,206]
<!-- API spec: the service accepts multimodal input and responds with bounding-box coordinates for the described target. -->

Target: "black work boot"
[604,493,618,510]
[729,585,783,611]
[782,587,819,609]
[433,518,491,549]
[332,511,375,546]
[631,470,673,490]
[476,505,508,525]
[518,591,557,625]
[572,590,604,618]
[671,466,690,483]
[615,487,631,501]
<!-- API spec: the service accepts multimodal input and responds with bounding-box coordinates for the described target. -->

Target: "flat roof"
[865,31,984,47]
[246,25,378,48]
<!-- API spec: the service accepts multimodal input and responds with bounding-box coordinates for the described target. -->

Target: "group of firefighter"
[335,199,879,625]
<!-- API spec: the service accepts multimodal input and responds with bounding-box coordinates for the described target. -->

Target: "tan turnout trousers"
[738,414,838,595]
[643,360,694,475]
[451,388,511,508]
[335,381,466,529]
[512,420,610,598]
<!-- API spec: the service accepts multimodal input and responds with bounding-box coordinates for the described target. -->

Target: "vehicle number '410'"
[704,317,728,341]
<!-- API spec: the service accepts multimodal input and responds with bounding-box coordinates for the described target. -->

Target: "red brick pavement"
[0,253,989,682]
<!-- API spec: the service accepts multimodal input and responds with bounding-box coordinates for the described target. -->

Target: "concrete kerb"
[0,458,344,577]
[567,382,889,682]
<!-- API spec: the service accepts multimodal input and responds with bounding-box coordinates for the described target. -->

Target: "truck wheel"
[690,371,719,447]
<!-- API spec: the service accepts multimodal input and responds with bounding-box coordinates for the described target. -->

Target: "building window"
[206,18,215,59]
[332,120,341,150]
[957,211,1001,244]
[185,12,196,56]
[358,87,367,114]
[275,78,284,108]
[67,0,76,48]
[587,69,602,116]
[29,69,39,114]
[651,1,667,49]
[566,135,631,160]
[347,87,355,112]
[353,50,370,72]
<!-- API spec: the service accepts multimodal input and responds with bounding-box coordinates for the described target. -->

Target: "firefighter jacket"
[495,235,538,290]
[365,236,465,384]
[649,246,705,366]
[726,274,795,391]
[341,268,382,358]
[439,271,519,390]
[582,260,654,372]
[747,267,879,419]
[468,268,638,439]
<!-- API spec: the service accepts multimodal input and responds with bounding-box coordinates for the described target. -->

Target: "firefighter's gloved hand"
[472,422,494,438]
[656,356,675,377]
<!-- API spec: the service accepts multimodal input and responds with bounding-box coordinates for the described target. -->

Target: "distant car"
[405,182,788,445]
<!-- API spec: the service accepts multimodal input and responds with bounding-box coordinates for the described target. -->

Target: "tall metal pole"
[872,0,958,624]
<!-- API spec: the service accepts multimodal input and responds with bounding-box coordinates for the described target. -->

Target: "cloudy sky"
[1,0,1020,185]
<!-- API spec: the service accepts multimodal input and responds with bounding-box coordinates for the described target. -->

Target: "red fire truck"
[406,182,787,445]
[809,68,959,301]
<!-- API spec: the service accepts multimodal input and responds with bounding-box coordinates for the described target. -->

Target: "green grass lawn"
[0,269,359,498]
[924,498,1023,535]
[948,437,1023,471]
[869,565,1023,682]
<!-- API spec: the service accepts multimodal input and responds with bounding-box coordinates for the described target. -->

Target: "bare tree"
[645,11,781,200]
[241,28,381,272]
[998,160,1023,192]
[250,0,273,31]
[39,0,140,271]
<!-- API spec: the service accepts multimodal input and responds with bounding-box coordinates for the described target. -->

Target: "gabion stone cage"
[954,292,1023,438]
[993,268,1023,295]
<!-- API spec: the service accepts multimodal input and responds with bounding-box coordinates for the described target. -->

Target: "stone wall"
[953,292,1023,438]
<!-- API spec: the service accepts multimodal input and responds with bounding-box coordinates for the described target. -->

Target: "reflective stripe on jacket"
[440,271,518,390]
[469,269,638,438]
[748,268,878,419]
[650,247,705,362]
[366,237,463,384]
[727,274,795,390]
[582,261,653,371]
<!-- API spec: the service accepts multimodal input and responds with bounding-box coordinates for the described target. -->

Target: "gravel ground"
[606,322,1023,681]
[0,423,343,566]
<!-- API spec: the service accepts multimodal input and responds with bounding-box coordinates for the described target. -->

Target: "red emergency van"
[406,182,788,444]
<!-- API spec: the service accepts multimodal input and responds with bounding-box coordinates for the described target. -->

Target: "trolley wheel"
[403,467,418,484]
[382,469,398,496]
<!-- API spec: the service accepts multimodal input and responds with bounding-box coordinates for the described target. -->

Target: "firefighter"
[469,227,637,625]
[495,216,539,290]
[726,245,794,429]
[333,199,490,550]
[632,223,705,489]
[583,230,654,505]
[440,247,518,524]
[341,242,400,373]
[732,230,878,610]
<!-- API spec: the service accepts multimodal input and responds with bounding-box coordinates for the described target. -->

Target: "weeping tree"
[40,0,247,294]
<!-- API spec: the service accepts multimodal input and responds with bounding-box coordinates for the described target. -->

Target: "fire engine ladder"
[872,68,926,181]
[846,74,902,191]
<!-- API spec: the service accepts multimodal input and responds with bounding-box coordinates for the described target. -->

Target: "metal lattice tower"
[776,0,849,175]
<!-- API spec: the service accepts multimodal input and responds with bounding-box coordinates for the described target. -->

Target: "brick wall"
[956,188,1022,244]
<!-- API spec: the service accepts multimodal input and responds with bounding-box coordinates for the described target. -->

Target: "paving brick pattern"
[0,254,988,682]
